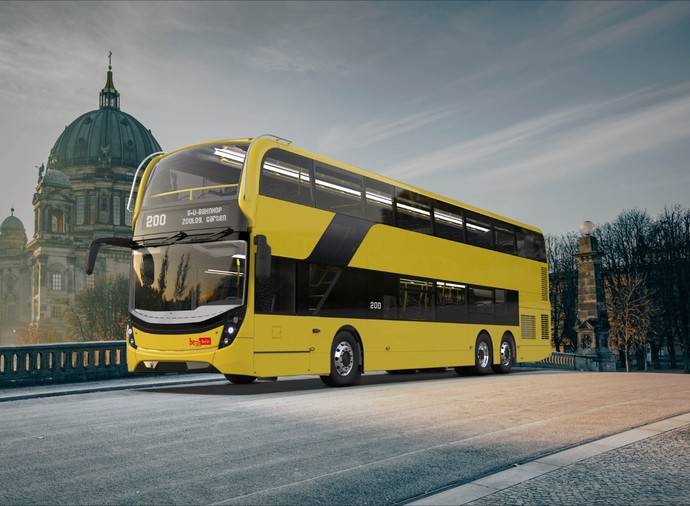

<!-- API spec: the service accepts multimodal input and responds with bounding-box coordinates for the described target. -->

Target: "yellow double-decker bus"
[86,135,550,387]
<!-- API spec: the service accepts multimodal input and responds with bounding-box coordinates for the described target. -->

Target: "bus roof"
[159,136,544,236]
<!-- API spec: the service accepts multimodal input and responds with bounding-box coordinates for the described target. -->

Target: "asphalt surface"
[1,369,690,505]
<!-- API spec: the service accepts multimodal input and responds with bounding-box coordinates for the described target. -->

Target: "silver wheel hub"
[334,341,354,376]
[477,341,490,369]
[500,341,512,366]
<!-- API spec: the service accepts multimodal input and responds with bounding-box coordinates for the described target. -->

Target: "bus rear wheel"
[474,333,493,375]
[320,331,361,387]
[493,335,515,374]
[225,374,256,385]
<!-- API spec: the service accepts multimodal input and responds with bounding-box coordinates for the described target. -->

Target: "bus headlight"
[127,324,137,349]
[219,315,242,349]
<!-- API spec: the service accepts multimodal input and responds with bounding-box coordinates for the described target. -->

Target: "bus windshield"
[142,144,247,210]
[131,240,246,323]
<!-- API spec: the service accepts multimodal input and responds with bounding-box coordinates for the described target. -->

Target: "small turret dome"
[0,209,27,251]
[41,169,72,189]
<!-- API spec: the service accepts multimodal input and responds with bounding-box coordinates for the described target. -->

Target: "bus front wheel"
[321,331,361,387]
[474,333,493,375]
[225,374,257,385]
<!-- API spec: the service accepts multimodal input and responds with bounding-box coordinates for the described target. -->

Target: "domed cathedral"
[0,56,162,343]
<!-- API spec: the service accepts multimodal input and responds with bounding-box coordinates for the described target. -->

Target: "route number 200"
[369,301,382,310]
[145,214,167,228]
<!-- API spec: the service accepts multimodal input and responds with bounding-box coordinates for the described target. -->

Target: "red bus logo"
[189,337,212,346]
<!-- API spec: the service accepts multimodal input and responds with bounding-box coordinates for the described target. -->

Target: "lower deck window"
[255,257,518,326]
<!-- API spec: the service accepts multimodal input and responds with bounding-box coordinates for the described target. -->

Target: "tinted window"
[396,190,433,235]
[495,288,519,325]
[466,212,493,248]
[364,178,395,225]
[399,278,434,321]
[321,268,379,318]
[468,286,494,314]
[494,222,516,254]
[260,149,313,206]
[517,228,546,261]
[143,144,246,210]
[533,234,546,262]
[436,281,467,322]
[314,163,364,218]
[434,203,465,243]
[255,258,296,314]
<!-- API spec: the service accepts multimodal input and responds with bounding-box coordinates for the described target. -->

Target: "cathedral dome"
[47,60,162,171]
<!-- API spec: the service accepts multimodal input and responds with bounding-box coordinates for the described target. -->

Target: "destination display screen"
[136,203,234,236]
[134,143,248,237]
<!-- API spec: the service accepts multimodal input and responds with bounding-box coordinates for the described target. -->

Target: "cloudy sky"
[1,1,689,235]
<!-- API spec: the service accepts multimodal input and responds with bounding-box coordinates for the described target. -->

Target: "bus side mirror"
[254,235,272,280]
[85,237,137,275]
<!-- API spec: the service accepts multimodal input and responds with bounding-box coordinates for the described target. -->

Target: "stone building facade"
[0,61,161,343]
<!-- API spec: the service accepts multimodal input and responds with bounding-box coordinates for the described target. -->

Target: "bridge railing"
[0,341,129,387]
[522,351,601,371]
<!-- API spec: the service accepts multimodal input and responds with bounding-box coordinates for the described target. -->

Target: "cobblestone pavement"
[471,425,690,506]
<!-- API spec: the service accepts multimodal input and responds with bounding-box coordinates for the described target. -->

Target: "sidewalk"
[413,412,690,505]
[0,373,226,402]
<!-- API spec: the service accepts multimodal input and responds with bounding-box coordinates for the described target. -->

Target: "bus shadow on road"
[140,370,478,396]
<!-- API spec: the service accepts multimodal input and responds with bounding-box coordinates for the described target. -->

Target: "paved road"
[1,369,690,505]
[472,424,690,505]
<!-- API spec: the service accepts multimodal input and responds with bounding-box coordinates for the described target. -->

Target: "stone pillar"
[574,221,616,372]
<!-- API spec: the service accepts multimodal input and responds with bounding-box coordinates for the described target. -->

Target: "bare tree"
[605,273,655,372]
[547,233,579,351]
[66,276,129,341]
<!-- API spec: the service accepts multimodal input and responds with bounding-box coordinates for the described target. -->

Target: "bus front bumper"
[127,336,254,376]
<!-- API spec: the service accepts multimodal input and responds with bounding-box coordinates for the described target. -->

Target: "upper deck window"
[466,212,494,249]
[433,202,465,243]
[260,149,313,206]
[142,144,246,210]
[365,178,395,225]
[396,190,433,235]
[314,163,364,218]
[494,222,516,254]
[517,228,546,262]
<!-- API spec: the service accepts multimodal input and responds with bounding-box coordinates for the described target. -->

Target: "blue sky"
[1,1,689,235]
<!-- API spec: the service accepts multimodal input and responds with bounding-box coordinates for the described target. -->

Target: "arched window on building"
[50,210,65,233]
[76,195,86,225]
[113,194,121,225]
[51,272,63,291]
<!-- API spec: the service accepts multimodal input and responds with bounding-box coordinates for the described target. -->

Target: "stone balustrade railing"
[0,341,129,387]
[522,351,602,371]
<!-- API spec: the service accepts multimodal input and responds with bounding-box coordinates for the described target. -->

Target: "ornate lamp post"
[574,221,616,372]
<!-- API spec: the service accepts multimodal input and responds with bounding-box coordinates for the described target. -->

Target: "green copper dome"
[41,169,72,189]
[47,62,161,170]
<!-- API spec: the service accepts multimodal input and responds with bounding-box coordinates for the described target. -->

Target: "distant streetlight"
[580,220,595,236]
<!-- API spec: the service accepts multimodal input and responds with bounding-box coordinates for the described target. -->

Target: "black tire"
[474,333,493,375]
[322,331,361,387]
[225,374,256,385]
[493,334,515,374]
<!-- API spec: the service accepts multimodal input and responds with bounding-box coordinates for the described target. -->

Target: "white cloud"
[380,85,681,179]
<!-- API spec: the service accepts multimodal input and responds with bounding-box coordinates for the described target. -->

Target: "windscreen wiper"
[203,227,234,242]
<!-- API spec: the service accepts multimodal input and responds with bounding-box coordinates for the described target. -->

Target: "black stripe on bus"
[306,213,373,267]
